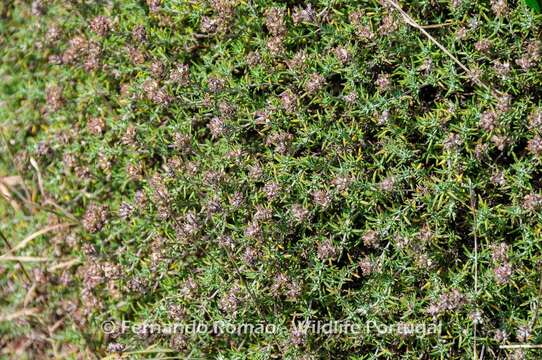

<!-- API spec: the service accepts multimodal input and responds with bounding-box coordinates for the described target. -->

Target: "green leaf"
[525,0,542,13]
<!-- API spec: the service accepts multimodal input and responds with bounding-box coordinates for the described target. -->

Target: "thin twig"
[420,21,457,29]
[500,344,542,349]
[383,0,500,96]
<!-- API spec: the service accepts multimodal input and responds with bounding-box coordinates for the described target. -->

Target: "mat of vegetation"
[1,0,542,358]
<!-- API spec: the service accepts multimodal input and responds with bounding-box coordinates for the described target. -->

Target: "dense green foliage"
[1,0,542,358]
[524,0,541,13]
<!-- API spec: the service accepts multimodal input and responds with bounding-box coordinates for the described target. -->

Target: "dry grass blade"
[0,308,39,322]
[0,131,31,202]
[48,258,80,272]
[42,198,80,223]
[0,176,23,187]
[0,175,23,211]
[23,283,37,308]
[500,344,542,349]
[0,223,73,257]
[383,0,500,96]
[0,256,50,262]
[0,183,20,211]
[29,157,46,199]
[420,21,457,29]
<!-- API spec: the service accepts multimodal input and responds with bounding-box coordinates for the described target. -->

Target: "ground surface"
[1,0,542,359]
